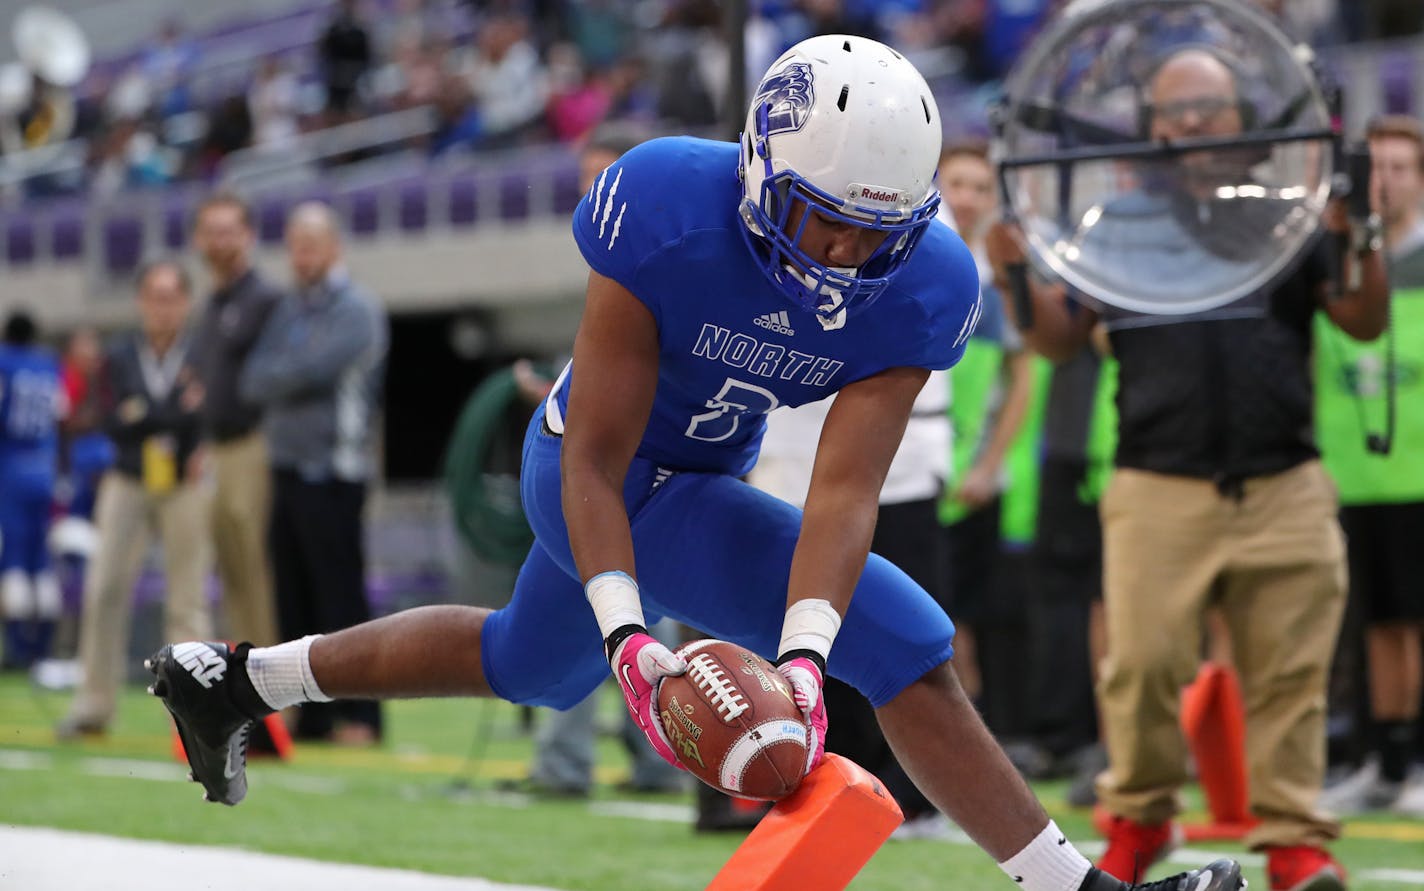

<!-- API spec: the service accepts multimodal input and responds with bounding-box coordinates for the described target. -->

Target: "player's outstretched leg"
[147,605,494,806]
[875,663,1244,890]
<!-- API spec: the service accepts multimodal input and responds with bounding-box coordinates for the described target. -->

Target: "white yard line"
[0,826,562,891]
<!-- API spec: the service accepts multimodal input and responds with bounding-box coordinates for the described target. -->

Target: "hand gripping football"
[656,639,809,800]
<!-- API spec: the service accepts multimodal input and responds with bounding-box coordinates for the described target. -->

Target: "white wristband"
[777,598,842,662]
[584,570,646,640]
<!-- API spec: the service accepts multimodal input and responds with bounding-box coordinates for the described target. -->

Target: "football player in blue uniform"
[0,311,64,670]
[148,36,1242,890]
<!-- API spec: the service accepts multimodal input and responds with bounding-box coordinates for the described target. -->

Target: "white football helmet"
[738,34,942,322]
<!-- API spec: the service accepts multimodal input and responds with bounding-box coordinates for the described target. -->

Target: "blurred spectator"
[601,54,657,124]
[373,32,446,111]
[797,0,875,38]
[239,201,388,745]
[58,328,112,523]
[1317,114,1424,816]
[428,73,483,156]
[545,43,610,143]
[56,260,210,739]
[0,310,64,671]
[650,0,727,129]
[458,12,549,147]
[564,0,635,69]
[196,95,253,179]
[319,0,375,121]
[104,66,154,124]
[141,20,197,120]
[935,143,1035,706]
[189,193,281,649]
[89,118,174,197]
[981,0,1056,81]
[248,57,302,153]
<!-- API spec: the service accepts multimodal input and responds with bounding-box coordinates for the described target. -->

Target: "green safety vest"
[936,335,1053,545]
[939,341,1120,544]
[1315,287,1424,504]
[940,337,1005,527]
[1081,356,1119,505]
[998,357,1053,545]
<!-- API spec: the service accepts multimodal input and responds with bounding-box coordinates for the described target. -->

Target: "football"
[656,639,810,801]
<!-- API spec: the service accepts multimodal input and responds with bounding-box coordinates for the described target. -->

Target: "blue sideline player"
[0,311,64,670]
[147,35,1241,891]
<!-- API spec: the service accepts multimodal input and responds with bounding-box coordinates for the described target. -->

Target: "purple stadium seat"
[552,163,583,215]
[51,205,85,259]
[449,175,479,227]
[257,196,289,244]
[499,170,531,221]
[6,216,36,264]
[397,178,427,231]
[1382,51,1416,114]
[163,202,189,249]
[346,187,380,235]
[103,216,144,273]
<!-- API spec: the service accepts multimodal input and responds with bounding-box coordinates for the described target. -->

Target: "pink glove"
[609,631,688,770]
[776,656,827,773]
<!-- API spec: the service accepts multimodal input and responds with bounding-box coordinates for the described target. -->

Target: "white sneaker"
[1320,757,1403,814]
[1393,765,1424,818]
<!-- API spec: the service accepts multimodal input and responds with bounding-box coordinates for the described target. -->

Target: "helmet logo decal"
[754,61,815,135]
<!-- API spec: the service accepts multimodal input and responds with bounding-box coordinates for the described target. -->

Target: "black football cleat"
[1079,858,1246,891]
[145,642,271,806]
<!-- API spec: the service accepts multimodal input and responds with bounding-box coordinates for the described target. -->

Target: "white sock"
[245,635,332,710]
[998,820,1093,891]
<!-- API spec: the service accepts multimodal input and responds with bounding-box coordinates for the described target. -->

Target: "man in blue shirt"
[0,311,63,670]
[148,35,1241,891]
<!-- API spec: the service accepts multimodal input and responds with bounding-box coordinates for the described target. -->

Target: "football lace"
[687,654,749,722]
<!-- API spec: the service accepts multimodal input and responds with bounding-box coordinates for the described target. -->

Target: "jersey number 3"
[685,378,780,442]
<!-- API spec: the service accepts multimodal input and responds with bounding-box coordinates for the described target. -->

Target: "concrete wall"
[7,216,590,354]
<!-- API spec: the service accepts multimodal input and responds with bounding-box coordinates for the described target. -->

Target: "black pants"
[822,497,940,819]
[270,469,382,739]
[1024,458,1101,758]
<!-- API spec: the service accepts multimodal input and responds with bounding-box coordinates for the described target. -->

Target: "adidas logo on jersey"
[753,311,795,336]
[173,642,226,688]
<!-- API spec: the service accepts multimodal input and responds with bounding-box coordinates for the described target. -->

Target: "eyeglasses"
[1148,96,1239,124]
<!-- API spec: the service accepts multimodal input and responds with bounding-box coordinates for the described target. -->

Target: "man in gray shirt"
[240,201,388,744]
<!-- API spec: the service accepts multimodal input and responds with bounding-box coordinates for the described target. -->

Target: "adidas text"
[754,311,795,336]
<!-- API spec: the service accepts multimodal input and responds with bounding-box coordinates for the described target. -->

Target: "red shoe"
[1096,816,1180,882]
[1266,845,1346,891]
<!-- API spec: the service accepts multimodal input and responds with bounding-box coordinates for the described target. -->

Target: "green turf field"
[2,674,1422,890]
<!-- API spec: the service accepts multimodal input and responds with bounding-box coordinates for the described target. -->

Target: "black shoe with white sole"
[145,641,272,806]
[1079,858,1247,891]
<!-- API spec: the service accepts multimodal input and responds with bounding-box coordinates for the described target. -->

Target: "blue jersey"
[563,136,981,477]
[0,344,62,468]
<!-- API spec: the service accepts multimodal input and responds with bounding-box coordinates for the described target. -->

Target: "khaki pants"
[67,472,212,725]
[209,432,276,647]
[1096,460,1346,848]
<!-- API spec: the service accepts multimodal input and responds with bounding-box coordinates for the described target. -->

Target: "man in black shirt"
[189,193,281,649]
[988,48,1388,891]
